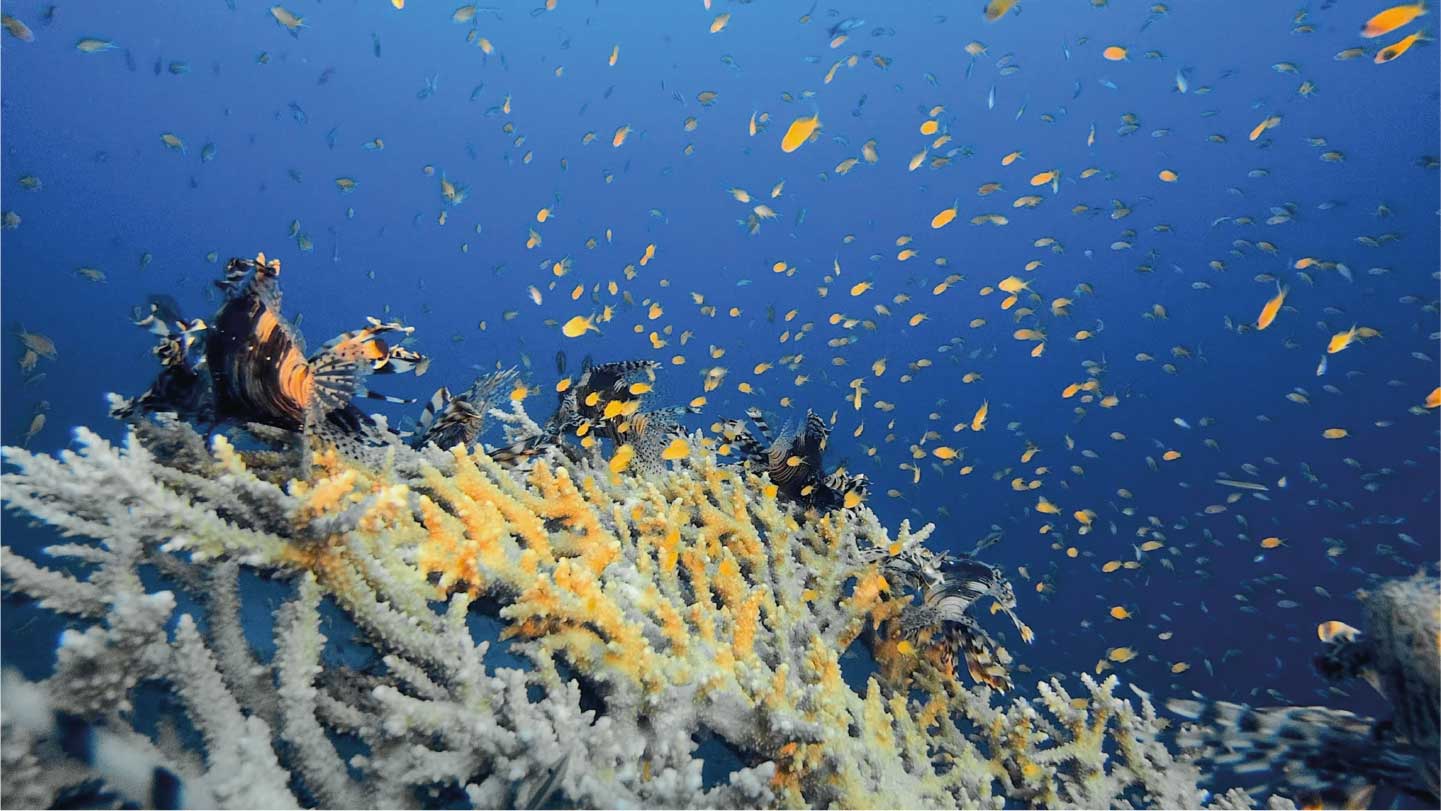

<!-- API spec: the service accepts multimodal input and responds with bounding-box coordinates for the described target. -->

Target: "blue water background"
[2,0,1436,780]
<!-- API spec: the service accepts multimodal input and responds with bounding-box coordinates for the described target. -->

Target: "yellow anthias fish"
[661,437,690,461]
[1255,283,1287,330]
[930,205,958,229]
[983,0,1019,22]
[609,443,636,474]
[1102,45,1128,61]
[781,113,821,153]
[1029,169,1057,187]
[1426,386,1441,409]
[709,12,731,33]
[1327,324,1358,354]
[1248,114,1281,142]
[561,315,598,338]
[612,125,632,147]
[997,275,1029,294]
[1360,3,1426,38]
[971,400,989,431]
[269,5,305,34]
[1317,620,1361,642]
[1375,30,1426,63]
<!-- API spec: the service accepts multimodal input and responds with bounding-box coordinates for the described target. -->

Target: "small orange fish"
[1375,30,1426,63]
[1360,3,1426,38]
[1317,620,1360,642]
[983,0,1019,22]
[1255,283,1288,330]
[971,399,989,431]
[1327,325,1358,354]
[1249,114,1281,142]
[930,205,958,229]
[781,113,821,153]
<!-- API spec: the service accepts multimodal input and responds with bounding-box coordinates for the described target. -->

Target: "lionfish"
[875,547,1032,693]
[1168,574,1439,807]
[410,368,519,451]
[720,407,869,512]
[115,253,428,455]
[492,359,688,470]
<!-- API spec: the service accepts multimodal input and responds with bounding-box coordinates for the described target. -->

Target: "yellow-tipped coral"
[1,410,1261,809]
[0,258,1293,807]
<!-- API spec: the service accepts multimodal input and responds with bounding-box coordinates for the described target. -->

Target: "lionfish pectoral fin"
[307,352,366,417]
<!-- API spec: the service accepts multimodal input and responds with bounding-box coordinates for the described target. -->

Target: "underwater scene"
[0,0,1437,808]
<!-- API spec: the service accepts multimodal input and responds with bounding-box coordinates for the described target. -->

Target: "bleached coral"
[2,412,1242,809]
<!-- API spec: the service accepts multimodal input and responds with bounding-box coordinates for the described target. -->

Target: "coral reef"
[0,254,1287,809]
[1,409,1276,809]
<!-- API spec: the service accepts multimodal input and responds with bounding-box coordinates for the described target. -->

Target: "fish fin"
[418,387,452,433]
[308,320,421,416]
[949,616,1012,693]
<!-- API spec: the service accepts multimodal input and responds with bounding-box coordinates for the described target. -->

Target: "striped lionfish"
[410,368,520,452]
[115,253,428,454]
[1168,574,1438,807]
[875,546,1032,693]
[719,407,869,513]
[492,359,690,470]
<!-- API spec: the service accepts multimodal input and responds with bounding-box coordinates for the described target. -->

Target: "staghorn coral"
[2,406,1270,809]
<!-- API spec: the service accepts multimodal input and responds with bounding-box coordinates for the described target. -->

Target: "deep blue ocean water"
[2,0,1437,802]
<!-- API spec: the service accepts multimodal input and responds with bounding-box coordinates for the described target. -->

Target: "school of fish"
[2,0,1438,804]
